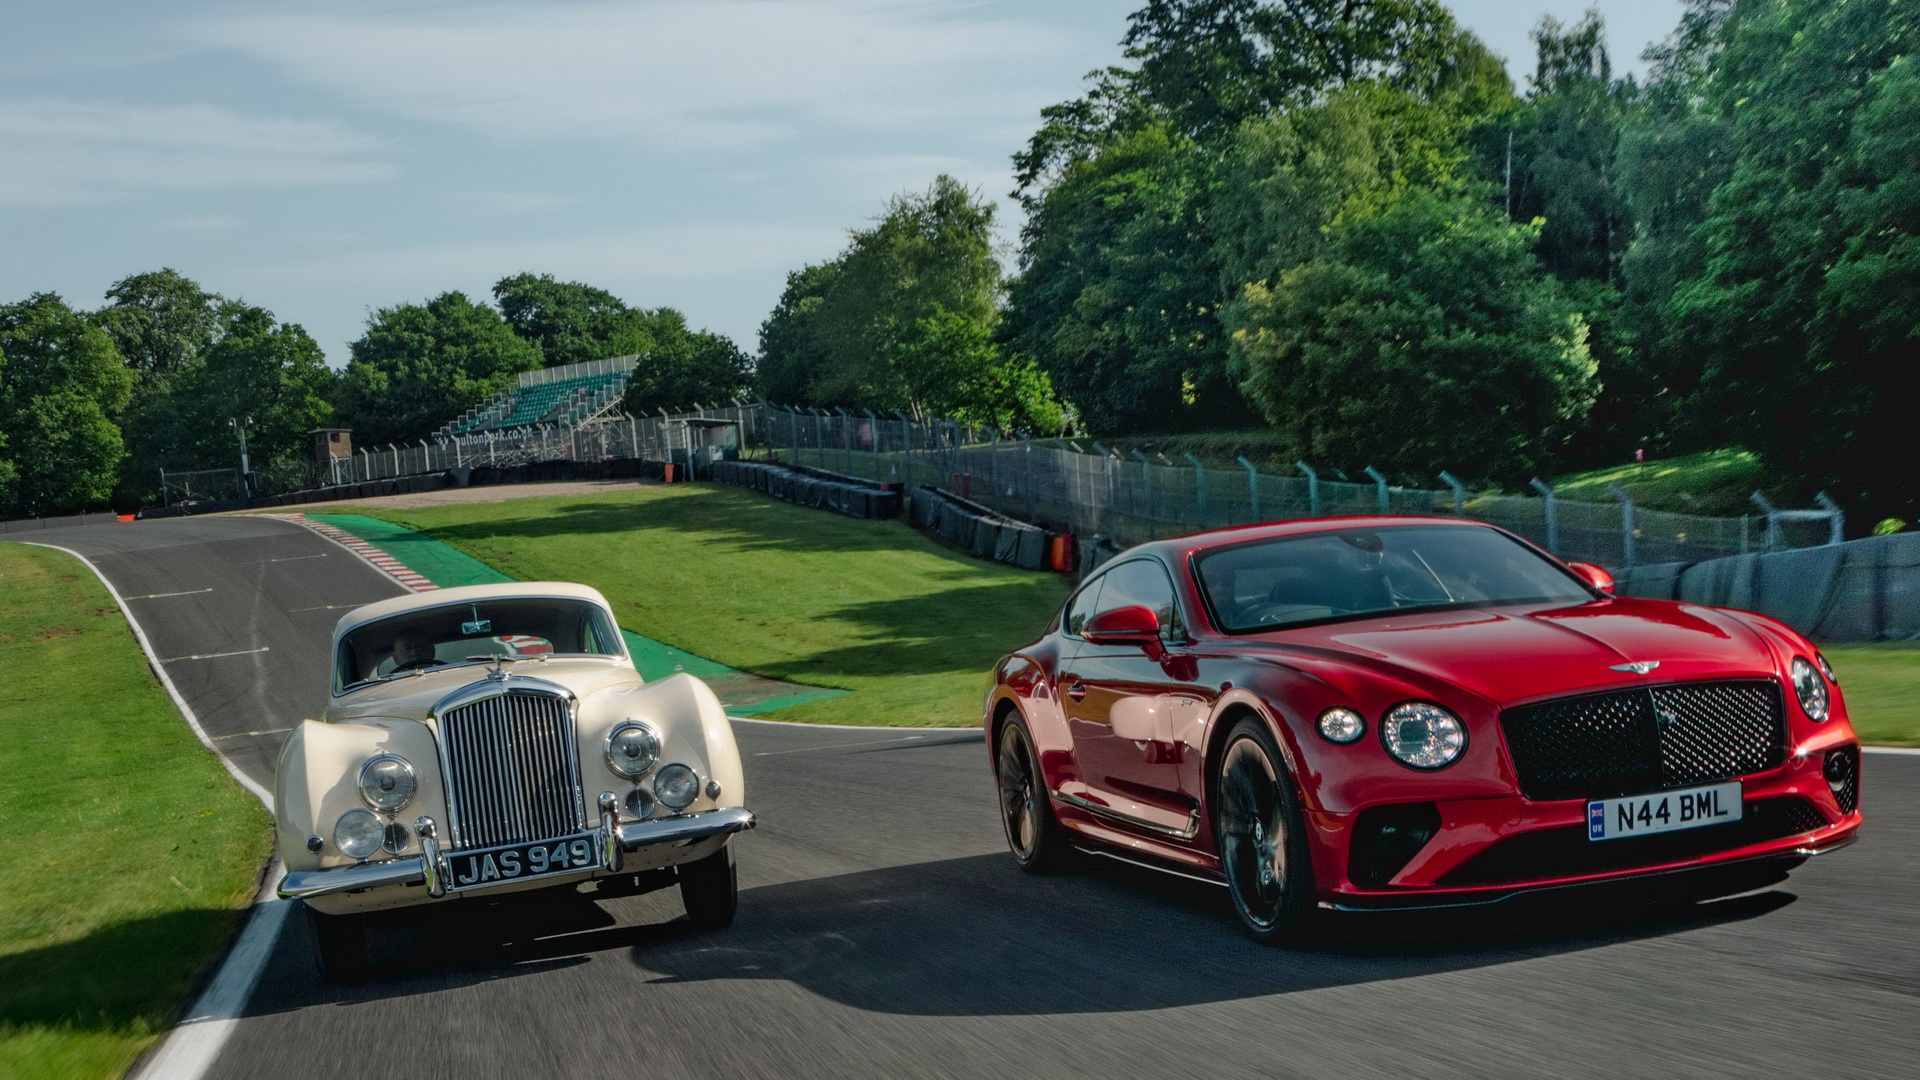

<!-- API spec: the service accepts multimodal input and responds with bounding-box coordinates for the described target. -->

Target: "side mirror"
[1565,561,1615,595]
[1085,605,1165,659]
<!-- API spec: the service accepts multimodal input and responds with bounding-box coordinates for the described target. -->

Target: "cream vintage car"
[274,582,754,978]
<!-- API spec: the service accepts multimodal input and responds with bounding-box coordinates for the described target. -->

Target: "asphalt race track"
[13,517,1920,1079]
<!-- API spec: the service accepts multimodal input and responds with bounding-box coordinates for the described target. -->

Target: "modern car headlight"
[333,809,384,860]
[606,721,662,779]
[1816,651,1838,685]
[653,763,699,811]
[1791,656,1830,722]
[1317,707,1366,744]
[358,754,417,812]
[1380,701,1467,770]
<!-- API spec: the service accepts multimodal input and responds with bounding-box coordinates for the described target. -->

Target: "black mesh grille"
[1501,680,1786,800]
[1440,796,1828,886]
[1826,745,1860,814]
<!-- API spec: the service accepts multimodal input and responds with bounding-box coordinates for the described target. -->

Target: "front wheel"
[679,841,738,929]
[1215,718,1316,942]
[996,711,1067,872]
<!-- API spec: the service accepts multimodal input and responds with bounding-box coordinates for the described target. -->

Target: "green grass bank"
[1823,646,1920,747]
[0,544,271,1080]
[328,484,1071,726]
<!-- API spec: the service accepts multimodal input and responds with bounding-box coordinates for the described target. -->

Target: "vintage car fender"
[275,717,451,875]
[581,672,746,809]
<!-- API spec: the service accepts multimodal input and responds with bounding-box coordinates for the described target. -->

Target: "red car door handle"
[1066,682,1087,701]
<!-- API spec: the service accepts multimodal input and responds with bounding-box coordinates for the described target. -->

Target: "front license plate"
[1587,782,1742,841]
[448,833,599,890]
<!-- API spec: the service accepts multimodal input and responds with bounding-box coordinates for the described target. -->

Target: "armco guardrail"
[707,460,900,520]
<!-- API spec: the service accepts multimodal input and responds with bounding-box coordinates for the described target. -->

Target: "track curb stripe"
[257,513,440,593]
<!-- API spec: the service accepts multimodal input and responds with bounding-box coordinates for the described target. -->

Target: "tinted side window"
[1093,560,1182,642]
[1063,577,1105,638]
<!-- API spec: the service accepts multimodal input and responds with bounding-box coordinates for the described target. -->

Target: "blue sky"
[1,1,1681,367]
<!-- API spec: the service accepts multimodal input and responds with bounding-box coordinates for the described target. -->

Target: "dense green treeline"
[0,271,749,516]
[759,0,1920,526]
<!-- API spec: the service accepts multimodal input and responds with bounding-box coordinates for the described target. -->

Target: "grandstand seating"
[436,357,638,439]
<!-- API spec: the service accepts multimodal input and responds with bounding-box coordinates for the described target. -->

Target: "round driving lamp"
[653,764,700,812]
[1816,651,1838,685]
[1317,707,1366,744]
[358,755,417,812]
[333,809,384,860]
[1791,656,1829,722]
[1380,701,1467,770]
[624,785,656,820]
[606,722,662,780]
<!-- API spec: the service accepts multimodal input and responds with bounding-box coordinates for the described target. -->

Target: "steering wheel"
[1238,601,1337,625]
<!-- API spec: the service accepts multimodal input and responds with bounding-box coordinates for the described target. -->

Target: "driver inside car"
[389,628,442,672]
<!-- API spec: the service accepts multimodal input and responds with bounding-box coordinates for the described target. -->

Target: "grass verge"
[1822,645,1920,747]
[320,484,1071,726]
[0,543,271,1080]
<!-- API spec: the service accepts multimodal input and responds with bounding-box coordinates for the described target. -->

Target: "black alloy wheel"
[679,840,738,929]
[996,712,1065,872]
[306,905,369,980]
[1215,717,1315,942]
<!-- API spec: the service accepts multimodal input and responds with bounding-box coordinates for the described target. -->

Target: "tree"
[162,308,337,489]
[0,293,133,515]
[1229,188,1595,479]
[622,309,752,414]
[756,262,840,406]
[492,273,652,367]
[94,268,239,378]
[1663,0,1920,520]
[782,175,1059,429]
[338,292,541,446]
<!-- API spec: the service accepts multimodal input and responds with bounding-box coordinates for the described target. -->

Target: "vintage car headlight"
[1381,701,1466,770]
[333,809,384,860]
[1317,707,1366,744]
[358,755,417,812]
[653,763,699,811]
[605,721,662,780]
[1791,656,1829,722]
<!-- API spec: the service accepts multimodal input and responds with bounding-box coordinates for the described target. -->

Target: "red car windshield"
[1194,525,1594,632]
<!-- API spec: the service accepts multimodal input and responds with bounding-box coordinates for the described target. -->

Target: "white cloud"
[0,99,392,205]
[197,1,1078,152]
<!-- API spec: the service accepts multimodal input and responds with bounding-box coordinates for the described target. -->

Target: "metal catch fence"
[171,400,1837,568]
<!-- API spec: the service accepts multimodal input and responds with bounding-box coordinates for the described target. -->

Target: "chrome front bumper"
[278,803,756,902]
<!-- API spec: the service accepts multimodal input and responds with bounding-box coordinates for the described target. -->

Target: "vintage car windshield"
[1195,525,1594,633]
[334,596,625,693]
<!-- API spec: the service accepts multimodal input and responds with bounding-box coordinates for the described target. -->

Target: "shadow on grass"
[234,854,1796,1020]
[0,907,239,1033]
[754,584,1056,680]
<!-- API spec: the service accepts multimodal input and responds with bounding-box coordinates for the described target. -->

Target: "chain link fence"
[163,400,1837,567]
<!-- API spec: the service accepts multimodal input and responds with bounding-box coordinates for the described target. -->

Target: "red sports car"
[985,516,1862,939]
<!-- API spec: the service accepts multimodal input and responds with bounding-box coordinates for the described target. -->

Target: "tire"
[1214,717,1316,942]
[995,711,1067,872]
[679,840,738,930]
[305,905,369,980]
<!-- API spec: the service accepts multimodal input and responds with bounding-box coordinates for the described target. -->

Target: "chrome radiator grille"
[439,689,583,849]
[1500,679,1786,801]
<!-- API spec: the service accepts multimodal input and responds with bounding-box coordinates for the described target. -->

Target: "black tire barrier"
[908,486,1054,571]
[708,460,902,520]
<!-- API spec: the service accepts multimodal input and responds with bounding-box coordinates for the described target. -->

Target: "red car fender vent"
[1347,802,1442,888]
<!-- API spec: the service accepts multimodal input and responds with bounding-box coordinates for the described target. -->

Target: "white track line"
[161,646,271,663]
[1865,746,1920,756]
[13,540,281,1080]
[254,513,436,592]
[126,588,215,600]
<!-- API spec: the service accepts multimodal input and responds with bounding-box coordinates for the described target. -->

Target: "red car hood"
[1255,597,1780,708]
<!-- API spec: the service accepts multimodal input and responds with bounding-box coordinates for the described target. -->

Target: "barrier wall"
[1614,531,1920,642]
[708,460,901,520]
[908,487,1054,571]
